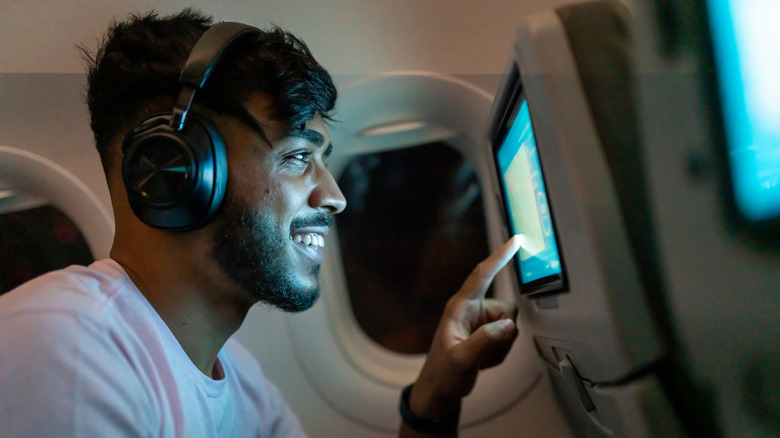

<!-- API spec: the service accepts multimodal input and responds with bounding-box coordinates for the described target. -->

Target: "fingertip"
[494,235,520,259]
[498,318,517,335]
[487,318,516,339]
[458,236,523,300]
[509,235,520,249]
[493,235,522,266]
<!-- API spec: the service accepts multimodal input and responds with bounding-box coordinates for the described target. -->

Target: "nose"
[310,164,347,215]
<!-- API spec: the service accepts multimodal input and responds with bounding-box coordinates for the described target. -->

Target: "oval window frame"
[0,145,114,260]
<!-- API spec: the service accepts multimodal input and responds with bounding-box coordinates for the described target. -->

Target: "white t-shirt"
[0,259,306,438]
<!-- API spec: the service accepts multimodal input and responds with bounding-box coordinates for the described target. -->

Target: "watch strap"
[399,384,460,435]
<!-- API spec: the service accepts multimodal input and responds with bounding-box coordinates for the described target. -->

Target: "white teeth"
[290,233,325,248]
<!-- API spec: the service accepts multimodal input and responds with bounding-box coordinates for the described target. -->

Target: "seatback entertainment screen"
[494,93,565,295]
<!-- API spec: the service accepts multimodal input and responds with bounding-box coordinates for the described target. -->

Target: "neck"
[160,291,248,377]
[105,165,252,377]
[111,236,252,378]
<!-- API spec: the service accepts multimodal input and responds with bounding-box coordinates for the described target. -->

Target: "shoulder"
[0,260,163,436]
[0,262,161,436]
[0,259,155,384]
[0,259,148,365]
[0,259,129,316]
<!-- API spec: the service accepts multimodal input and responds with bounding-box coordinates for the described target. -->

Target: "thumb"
[453,318,516,368]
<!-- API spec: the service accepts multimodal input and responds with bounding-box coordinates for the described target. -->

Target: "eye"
[287,151,311,163]
[281,150,313,172]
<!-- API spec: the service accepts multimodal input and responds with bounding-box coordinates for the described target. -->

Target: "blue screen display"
[707,0,780,222]
[496,99,562,286]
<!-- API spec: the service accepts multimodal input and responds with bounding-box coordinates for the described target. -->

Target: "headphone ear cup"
[121,114,227,231]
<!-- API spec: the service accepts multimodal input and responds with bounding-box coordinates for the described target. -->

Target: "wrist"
[399,384,461,435]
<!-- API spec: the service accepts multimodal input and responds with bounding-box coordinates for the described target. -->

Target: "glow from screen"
[708,0,780,222]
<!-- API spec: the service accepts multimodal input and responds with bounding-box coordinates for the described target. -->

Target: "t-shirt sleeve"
[0,311,159,437]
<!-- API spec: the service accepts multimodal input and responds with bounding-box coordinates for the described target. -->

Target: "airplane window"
[0,205,93,295]
[336,142,490,354]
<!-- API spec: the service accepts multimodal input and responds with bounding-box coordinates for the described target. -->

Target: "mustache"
[289,214,331,232]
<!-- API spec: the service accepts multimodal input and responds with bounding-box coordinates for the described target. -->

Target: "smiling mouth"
[291,233,325,248]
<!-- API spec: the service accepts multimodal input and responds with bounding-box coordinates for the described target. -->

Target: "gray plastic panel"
[495,2,665,384]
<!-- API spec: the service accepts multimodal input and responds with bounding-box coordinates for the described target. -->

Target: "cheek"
[225,164,304,219]
[226,161,273,200]
[227,176,286,218]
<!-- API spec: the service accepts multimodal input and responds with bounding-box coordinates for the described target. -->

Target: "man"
[0,9,521,437]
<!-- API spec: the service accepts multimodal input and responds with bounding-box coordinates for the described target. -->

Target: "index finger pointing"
[457,235,523,300]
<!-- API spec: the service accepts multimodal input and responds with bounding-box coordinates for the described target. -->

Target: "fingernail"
[497,318,515,335]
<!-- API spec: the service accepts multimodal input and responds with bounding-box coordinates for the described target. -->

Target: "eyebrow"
[293,128,325,147]
[229,103,328,150]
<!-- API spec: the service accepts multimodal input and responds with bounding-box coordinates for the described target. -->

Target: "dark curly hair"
[81,8,337,173]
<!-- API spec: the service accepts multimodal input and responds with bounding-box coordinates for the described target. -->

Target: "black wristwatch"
[399,384,460,435]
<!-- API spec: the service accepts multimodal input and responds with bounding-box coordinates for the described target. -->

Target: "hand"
[408,235,522,421]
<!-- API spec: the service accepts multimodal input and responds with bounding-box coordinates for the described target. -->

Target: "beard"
[209,198,321,312]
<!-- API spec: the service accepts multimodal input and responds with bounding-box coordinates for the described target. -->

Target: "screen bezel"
[490,68,568,296]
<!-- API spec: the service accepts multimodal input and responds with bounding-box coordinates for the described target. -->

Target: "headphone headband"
[172,22,260,131]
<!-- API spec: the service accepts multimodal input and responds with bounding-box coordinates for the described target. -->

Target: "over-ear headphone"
[121,22,260,231]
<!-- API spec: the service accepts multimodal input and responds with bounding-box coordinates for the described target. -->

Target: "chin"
[269,286,320,313]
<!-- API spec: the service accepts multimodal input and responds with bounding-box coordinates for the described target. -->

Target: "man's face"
[209,95,346,312]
